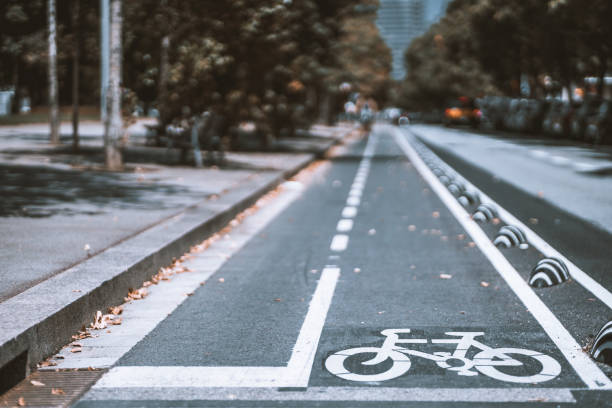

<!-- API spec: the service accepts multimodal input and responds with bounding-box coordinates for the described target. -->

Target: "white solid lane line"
[83,386,577,403]
[392,127,611,390]
[94,268,341,389]
[476,188,612,309]
[93,132,379,389]
[41,180,307,371]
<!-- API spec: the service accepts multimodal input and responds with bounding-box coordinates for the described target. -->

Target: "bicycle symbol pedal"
[325,329,561,383]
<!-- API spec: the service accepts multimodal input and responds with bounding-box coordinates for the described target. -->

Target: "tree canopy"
[398,0,612,109]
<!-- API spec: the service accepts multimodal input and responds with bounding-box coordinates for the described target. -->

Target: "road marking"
[342,206,358,218]
[413,133,612,308]
[336,219,353,232]
[346,196,360,206]
[82,386,577,403]
[393,127,612,390]
[325,329,561,384]
[93,267,341,388]
[40,180,309,371]
[330,234,349,251]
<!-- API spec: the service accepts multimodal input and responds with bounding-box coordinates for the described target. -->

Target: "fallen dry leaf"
[51,388,65,395]
[480,281,490,288]
[492,218,501,225]
[30,380,45,387]
[17,397,26,406]
[71,347,82,353]
[408,225,417,231]
[368,228,376,236]
[124,287,148,302]
[432,211,440,218]
[108,306,123,315]
[39,361,57,367]
[529,218,539,225]
[218,278,225,283]
[310,269,318,274]
[457,234,465,240]
[91,311,106,330]
[468,242,476,248]
[84,244,91,251]
[353,268,361,273]
[439,273,452,279]
[110,318,122,325]
[273,298,282,302]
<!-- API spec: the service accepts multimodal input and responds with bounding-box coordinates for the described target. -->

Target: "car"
[542,100,573,137]
[570,98,601,140]
[443,97,480,127]
[585,100,612,144]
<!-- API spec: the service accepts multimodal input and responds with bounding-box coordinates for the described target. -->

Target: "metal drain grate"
[0,370,103,407]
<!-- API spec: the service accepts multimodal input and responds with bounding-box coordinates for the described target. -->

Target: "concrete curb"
[0,126,352,389]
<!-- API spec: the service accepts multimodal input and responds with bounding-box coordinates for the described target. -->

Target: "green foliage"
[399,0,612,109]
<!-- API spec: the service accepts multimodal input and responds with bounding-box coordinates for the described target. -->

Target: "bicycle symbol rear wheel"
[325,347,411,382]
[473,347,562,383]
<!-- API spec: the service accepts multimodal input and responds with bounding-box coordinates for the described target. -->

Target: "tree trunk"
[158,34,170,129]
[597,52,608,98]
[104,0,123,170]
[48,0,60,144]
[72,0,80,152]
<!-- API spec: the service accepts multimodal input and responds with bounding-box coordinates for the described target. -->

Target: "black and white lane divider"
[447,180,466,197]
[528,258,570,288]
[458,190,480,208]
[472,204,498,223]
[493,225,529,249]
[591,321,612,364]
[392,127,612,389]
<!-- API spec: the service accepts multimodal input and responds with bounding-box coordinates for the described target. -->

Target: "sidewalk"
[0,122,356,387]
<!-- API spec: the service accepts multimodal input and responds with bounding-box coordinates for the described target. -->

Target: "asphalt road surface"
[69,124,611,407]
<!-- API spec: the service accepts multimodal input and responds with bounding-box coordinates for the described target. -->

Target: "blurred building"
[376,0,451,80]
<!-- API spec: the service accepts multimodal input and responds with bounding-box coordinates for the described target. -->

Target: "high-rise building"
[376,0,450,80]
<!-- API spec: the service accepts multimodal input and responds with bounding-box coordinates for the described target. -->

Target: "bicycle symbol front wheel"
[325,347,411,382]
[473,347,562,383]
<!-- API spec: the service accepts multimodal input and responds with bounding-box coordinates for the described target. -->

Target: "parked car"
[570,98,601,140]
[585,101,612,144]
[542,100,573,137]
[443,97,480,127]
[477,96,510,130]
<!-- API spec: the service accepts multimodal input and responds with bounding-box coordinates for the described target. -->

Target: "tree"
[104,0,123,170]
[47,0,59,144]
[71,0,80,151]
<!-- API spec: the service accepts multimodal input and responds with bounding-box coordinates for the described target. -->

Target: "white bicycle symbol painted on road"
[325,329,561,383]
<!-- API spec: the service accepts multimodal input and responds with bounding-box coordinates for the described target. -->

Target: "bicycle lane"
[308,125,599,397]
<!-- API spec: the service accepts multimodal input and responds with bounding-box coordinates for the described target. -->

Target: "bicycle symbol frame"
[325,329,561,383]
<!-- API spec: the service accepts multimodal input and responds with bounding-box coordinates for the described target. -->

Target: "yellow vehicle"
[444,97,481,127]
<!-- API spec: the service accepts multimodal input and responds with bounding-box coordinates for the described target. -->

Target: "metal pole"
[100,0,109,123]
